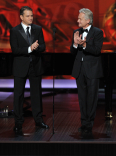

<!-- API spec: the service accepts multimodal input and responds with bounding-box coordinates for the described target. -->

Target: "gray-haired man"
[70,8,103,133]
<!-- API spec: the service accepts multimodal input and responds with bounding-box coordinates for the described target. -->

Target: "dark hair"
[20,6,32,15]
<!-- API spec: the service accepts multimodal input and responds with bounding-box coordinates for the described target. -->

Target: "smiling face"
[77,12,90,29]
[20,10,33,26]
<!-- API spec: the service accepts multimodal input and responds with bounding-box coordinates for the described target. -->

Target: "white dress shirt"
[21,22,32,53]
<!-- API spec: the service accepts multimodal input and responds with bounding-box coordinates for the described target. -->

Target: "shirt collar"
[86,25,91,32]
[21,22,31,32]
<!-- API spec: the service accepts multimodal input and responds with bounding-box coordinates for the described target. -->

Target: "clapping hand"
[31,40,39,51]
[74,31,86,47]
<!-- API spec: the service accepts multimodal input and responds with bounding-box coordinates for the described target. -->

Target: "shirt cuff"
[73,44,78,49]
[28,47,32,53]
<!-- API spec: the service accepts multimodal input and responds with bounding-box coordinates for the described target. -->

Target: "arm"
[33,27,45,53]
[70,30,85,54]
[85,30,103,55]
[70,31,79,54]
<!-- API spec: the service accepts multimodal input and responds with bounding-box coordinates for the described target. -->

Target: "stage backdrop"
[0,0,116,53]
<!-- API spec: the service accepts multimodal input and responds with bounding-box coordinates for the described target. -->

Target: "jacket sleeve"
[34,27,45,53]
[70,30,80,55]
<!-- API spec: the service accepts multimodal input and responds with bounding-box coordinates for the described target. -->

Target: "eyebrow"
[26,14,33,16]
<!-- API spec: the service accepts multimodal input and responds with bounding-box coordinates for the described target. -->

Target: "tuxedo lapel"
[18,24,30,45]
[80,28,83,35]
[18,24,36,45]
[86,26,94,42]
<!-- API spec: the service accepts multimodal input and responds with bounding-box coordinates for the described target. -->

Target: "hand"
[74,31,82,46]
[31,40,39,51]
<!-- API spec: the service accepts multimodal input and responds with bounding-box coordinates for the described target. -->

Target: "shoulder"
[11,24,21,31]
[10,24,21,34]
[92,26,103,33]
[32,24,42,30]
[12,24,21,30]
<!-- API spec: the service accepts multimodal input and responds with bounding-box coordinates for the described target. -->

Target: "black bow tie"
[82,29,88,33]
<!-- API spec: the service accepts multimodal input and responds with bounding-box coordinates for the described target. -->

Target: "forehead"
[23,10,33,15]
[78,12,85,19]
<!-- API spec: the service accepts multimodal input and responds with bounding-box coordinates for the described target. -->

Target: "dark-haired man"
[70,8,103,133]
[10,6,49,132]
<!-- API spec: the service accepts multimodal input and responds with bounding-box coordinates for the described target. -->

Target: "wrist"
[74,43,78,47]
[83,42,86,48]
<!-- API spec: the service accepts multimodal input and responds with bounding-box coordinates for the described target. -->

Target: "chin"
[28,23,32,25]
[28,21,32,24]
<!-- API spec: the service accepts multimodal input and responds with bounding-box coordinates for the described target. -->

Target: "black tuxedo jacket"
[70,26,103,79]
[10,24,45,77]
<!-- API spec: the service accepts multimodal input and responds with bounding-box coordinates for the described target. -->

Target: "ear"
[20,15,23,21]
[87,19,90,24]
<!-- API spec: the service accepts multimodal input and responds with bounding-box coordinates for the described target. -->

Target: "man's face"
[77,12,90,29]
[20,10,33,26]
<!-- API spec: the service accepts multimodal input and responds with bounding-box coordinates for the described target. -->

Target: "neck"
[22,22,30,27]
[83,24,90,29]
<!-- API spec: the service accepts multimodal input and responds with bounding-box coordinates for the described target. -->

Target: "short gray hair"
[79,8,93,25]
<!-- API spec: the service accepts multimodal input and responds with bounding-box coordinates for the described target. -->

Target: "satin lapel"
[86,26,94,42]
[30,25,36,45]
[18,24,29,45]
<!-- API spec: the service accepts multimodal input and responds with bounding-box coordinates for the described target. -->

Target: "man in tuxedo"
[70,8,103,133]
[10,6,49,132]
